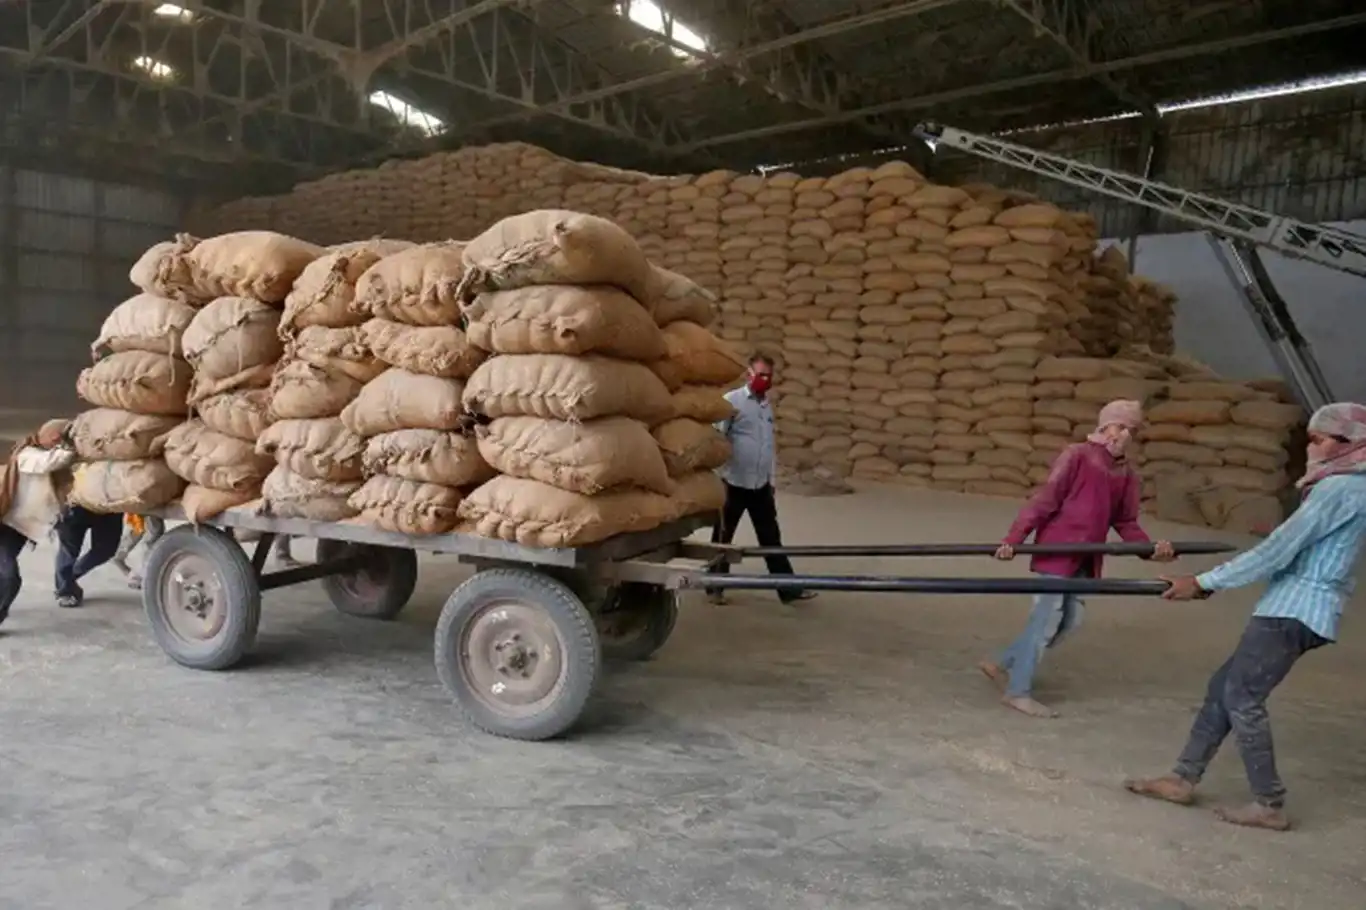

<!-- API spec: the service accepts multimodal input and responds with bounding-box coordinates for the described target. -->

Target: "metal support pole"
[684,574,1171,596]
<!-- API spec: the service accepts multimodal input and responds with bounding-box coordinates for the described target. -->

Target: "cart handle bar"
[729,541,1234,559]
[684,574,1171,596]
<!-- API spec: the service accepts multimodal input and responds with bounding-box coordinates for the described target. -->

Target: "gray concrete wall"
[0,165,185,415]
[1108,221,1366,404]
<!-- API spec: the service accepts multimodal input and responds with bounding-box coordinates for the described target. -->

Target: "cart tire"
[316,539,418,621]
[142,525,260,671]
[596,582,679,662]
[434,567,601,741]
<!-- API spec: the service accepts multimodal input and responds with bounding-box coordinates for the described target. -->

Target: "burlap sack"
[164,420,274,492]
[194,388,273,442]
[671,470,726,517]
[185,230,322,303]
[671,385,735,423]
[460,210,655,305]
[476,416,674,495]
[259,466,360,521]
[652,418,732,476]
[648,265,717,327]
[349,475,462,535]
[180,484,256,523]
[92,294,196,358]
[68,459,185,514]
[463,285,666,361]
[128,236,201,304]
[77,352,191,416]
[360,318,486,378]
[69,408,179,461]
[188,362,275,408]
[463,354,674,424]
[341,369,466,436]
[351,241,465,326]
[182,296,283,382]
[256,418,365,482]
[1231,400,1304,431]
[362,429,494,487]
[280,238,415,335]
[1146,400,1232,426]
[649,321,748,390]
[286,325,385,384]
[458,475,675,548]
[266,359,362,421]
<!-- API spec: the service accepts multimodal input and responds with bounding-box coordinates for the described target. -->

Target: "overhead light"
[132,55,175,79]
[153,3,195,21]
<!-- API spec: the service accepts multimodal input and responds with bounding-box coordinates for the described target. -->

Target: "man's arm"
[1196,482,1357,592]
[1002,446,1082,545]
[714,391,740,438]
[17,445,76,475]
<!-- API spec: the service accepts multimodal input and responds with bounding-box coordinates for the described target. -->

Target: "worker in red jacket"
[980,399,1175,718]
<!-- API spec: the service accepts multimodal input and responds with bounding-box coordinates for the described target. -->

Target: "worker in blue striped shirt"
[1124,402,1366,831]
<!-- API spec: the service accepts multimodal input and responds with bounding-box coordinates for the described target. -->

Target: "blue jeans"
[998,575,1085,698]
[54,507,124,599]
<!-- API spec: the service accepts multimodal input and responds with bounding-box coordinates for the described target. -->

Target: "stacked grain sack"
[158,231,322,520]
[337,241,493,534]
[1027,355,1305,530]
[69,292,193,514]
[253,238,414,521]
[456,209,740,547]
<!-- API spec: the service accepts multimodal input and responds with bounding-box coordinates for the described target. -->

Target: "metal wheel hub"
[160,554,226,642]
[461,601,565,717]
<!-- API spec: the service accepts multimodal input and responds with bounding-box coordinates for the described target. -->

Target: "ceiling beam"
[116,0,708,158]
[993,0,1158,118]
[673,12,1366,152]
[466,0,965,137]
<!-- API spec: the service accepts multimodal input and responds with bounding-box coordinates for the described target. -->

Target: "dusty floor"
[1,486,1363,910]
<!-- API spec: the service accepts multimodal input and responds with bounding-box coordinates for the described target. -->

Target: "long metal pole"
[730,541,1235,558]
[686,575,1172,595]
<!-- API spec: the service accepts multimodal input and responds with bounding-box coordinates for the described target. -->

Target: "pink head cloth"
[1095,399,1143,432]
[1299,402,1366,490]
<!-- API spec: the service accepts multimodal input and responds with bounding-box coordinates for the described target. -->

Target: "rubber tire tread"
[142,525,261,671]
[434,567,600,742]
[317,539,418,621]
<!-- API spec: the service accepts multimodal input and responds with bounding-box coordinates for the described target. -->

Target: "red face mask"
[748,373,772,395]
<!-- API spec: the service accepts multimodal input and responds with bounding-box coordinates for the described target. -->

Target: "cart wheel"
[434,567,600,741]
[596,582,679,662]
[142,525,260,671]
[316,539,418,621]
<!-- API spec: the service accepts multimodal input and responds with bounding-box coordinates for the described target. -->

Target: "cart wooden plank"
[143,505,714,570]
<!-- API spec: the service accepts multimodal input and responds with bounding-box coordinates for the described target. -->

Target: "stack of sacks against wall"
[1030,354,1305,531]
[192,142,650,247]
[246,238,417,522]
[339,242,492,535]
[457,209,742,548]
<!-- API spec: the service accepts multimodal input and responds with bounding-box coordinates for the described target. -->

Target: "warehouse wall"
[1112,221,1366,405]
[0,165,185,414]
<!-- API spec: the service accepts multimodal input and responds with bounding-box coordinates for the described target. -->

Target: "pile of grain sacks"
[150,231,322,520]
[457,209,740,547]
[339,241,493,534]
[68,294,192,512]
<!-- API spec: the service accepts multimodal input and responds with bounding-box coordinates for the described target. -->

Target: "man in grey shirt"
[706,353,814,606]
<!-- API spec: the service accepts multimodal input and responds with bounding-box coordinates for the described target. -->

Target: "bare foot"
[978,661,1007,691]
[706,592,725,606]
[1123,774,1196,806]
[1214,803,1291,831]
[1002,695,1058,718]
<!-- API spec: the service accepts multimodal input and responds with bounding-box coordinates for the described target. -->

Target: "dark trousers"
[0,524,30,624]
[1173,617,1327,808]
[708,482,802,602]
[54,507,124,599]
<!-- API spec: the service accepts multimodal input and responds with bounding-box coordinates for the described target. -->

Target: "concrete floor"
[2,486,1363,910]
